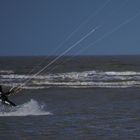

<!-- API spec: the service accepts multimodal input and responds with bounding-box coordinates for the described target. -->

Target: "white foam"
[0,99,52,117]
[104,71,140,76]
[1,70,140,80]
[1,70,140,88]
[0,70,14,74]
[34,80,140,88]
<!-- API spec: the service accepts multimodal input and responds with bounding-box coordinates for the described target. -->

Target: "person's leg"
[5,99,16,106]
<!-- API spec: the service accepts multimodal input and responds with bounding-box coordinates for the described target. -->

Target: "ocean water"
[0,56,140,139]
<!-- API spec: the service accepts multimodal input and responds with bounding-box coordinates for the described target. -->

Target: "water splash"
[0,99,52,117]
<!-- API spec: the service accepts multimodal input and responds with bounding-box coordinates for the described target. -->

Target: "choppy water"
[0,56,140,139]
[1,56,140,89]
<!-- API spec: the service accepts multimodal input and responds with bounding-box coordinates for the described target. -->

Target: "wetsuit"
[0,90,16,106]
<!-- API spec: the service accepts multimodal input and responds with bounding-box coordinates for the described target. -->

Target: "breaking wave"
[0,99,52,116]
[1,70,140,88]
[0,70,14,74]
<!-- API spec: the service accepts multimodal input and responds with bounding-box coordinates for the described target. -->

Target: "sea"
[0,55,140,140]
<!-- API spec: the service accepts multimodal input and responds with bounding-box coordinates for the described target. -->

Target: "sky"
[0,0,140,56]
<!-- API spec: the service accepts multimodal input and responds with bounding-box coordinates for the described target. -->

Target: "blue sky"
[0,0,140,56]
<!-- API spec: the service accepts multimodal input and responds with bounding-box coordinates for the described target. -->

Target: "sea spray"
[0,99,52,117]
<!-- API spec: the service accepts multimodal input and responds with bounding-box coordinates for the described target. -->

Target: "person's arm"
[4,91,12,96]
[5,88,15,95]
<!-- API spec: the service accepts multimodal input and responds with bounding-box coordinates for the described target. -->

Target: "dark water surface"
[0,56,140,139]
[1,88,140,140]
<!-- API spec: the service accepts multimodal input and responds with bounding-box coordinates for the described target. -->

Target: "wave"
[0,99,52,117]
[1,70,140,88]
[0,70,14,74]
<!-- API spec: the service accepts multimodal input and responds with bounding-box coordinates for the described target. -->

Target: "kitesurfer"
[0,85,16,106]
